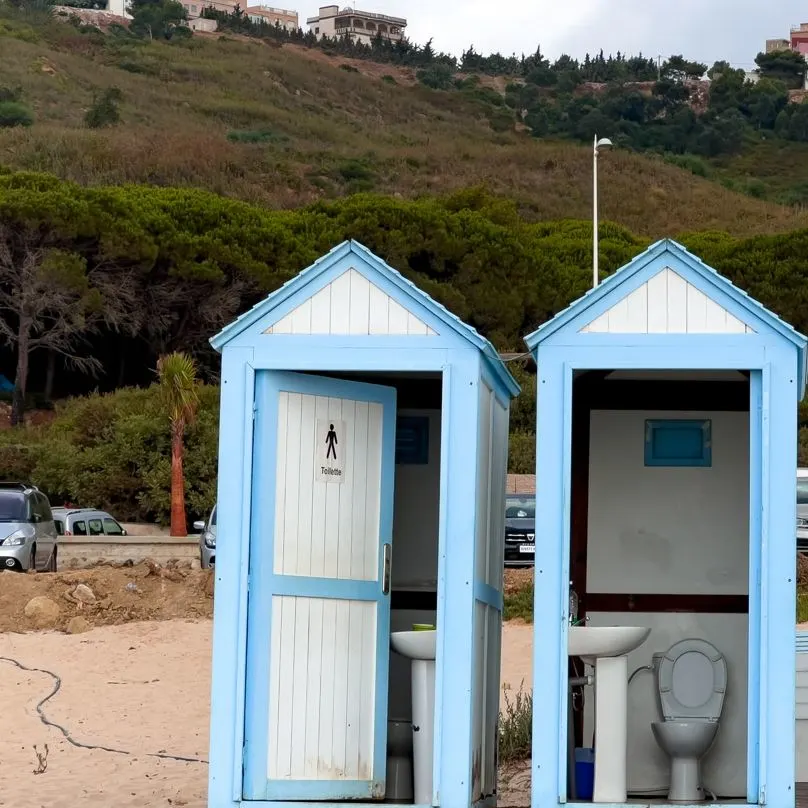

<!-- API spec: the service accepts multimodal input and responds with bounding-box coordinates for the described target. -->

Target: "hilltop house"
[245,5,298,29]
[306,4,406,44]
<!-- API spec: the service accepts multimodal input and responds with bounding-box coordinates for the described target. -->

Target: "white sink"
[391,630,437,660]
[567,625,652,803]
[568,625,651,663]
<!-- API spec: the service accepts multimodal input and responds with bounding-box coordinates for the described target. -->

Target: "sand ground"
[0,618,534,808]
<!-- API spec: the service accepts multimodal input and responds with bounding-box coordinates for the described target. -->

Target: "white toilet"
[651,639,727,803]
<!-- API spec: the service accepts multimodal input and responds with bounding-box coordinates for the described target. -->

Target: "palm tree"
[157,352,199,537]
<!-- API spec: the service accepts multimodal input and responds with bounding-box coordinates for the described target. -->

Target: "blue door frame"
[532,346,775,808]
[242,370,397,802]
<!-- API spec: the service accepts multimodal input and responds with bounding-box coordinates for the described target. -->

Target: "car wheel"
[47,546,57,573]
[28,545,37,572]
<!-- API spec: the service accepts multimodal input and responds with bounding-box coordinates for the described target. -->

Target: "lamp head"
[596,137,613,148]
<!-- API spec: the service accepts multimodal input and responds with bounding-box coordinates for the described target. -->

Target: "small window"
[54,519,64,536]
[73,521,87,536]
[798,479,808,505]
[645,419,712,467]
[103,518,124,536]
[315,26,319,33]
[88,519,103,536]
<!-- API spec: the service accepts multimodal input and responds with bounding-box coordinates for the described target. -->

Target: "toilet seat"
[657,638,726,722]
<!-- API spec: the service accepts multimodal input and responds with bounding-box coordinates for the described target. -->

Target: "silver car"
[0,483,58,572]
[194,504,216,568]
[51,508,127,538]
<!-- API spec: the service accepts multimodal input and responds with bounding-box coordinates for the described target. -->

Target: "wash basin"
[391,630,437,660]
[568,626,651,662]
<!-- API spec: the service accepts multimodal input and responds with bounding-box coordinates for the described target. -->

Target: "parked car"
[0,482,58,572]
[504,494,535,566]
[51,508,127,538]
[798,468,808,553]
[194,504,216,568]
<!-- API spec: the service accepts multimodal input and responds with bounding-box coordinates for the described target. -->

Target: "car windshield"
[505,496,535,519]
[0,491,26,522]
[210,505,217,527]
[799,479,808,505]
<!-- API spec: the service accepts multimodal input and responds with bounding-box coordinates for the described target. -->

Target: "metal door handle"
[382,543,392,595]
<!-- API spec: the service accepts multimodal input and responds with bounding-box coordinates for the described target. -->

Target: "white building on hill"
[306,4,406,44]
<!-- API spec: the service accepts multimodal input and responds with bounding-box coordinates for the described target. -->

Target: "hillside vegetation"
[1,11,808,237]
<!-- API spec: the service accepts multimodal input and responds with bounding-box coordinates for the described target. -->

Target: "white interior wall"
[587,410,749,595]
[582,612,748,798]
[391,408,441,589]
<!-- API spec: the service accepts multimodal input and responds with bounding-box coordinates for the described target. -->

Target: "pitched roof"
[524,238,808,393]
[211,239,520,397]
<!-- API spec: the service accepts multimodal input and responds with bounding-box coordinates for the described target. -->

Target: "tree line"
[3,170,808,421]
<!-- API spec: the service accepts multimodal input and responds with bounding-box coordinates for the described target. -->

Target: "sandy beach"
[0,610,534,808]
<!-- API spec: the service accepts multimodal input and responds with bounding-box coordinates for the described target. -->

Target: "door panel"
[243,371,396,802]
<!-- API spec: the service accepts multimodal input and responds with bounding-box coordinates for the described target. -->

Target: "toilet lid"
[658,638,726,721]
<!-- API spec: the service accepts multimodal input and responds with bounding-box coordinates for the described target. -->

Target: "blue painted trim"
[747,370,762,803]
[267,575,383,600]
[251,344,451,372]
[242,370,397,802]
[761,348,799,808]
[797,630,808,653]
[210,239,519,398]
[530,357,568,808]
[565,803,758,808]
[643,419,712,467]
[242,368,280,800]
[435,357,481,808]
[220,803,435,808]
[523,237,807,394]
[207,348,254,808]
[474,581,504,612]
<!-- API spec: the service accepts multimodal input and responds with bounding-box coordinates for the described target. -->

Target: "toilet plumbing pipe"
[570,675,593,687]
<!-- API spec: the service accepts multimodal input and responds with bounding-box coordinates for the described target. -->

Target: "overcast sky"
[344,1,805,70]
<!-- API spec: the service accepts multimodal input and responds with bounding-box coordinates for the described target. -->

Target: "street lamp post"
[593,134,613,289]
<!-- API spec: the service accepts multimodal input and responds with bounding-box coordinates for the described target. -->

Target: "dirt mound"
[503,568,533,595]
[0,562,213,633]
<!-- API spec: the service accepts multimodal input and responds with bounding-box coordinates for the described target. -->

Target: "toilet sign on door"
[315,419,346,483]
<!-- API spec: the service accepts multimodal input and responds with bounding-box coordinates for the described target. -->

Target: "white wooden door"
[243,371,397,802]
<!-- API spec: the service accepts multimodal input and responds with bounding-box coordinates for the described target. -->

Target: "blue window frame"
[644,419,712,467]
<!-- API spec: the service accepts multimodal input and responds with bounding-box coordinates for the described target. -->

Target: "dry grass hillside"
[1,17,808,236]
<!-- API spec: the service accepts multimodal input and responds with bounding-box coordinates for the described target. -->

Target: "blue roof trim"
[523,238,808,395]
[210,239,520,398]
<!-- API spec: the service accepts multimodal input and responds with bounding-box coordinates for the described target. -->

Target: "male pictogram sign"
[315,418,345,483]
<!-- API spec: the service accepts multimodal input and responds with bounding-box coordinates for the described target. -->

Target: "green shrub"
[503,580,534,622]
[0,86,23,103]
[84,87,123,129]
[0,384,219,525]
[339,63,358,73]
[0,100,34,128]
[381,74,396,85]
[227,128,287,144]
[416,64,454,90]
[499,686,533,763]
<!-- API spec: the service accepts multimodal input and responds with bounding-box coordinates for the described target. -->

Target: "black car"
[504,494,535,566]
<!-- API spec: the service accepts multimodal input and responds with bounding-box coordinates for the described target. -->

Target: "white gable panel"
[581,268,754,334]
[265,268,438,336]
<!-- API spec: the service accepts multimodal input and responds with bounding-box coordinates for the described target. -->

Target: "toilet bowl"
[385,719,414,803]
[651,639,726,803]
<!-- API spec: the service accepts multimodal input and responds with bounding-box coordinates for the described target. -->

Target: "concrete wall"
[587,409,749,595]
[57,537,198,569]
